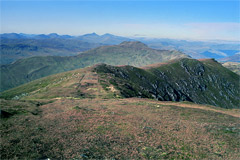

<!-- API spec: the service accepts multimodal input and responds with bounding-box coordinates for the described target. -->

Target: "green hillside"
[1,58,239,109]
[94,58,239,109]
[0,38,101,64]
[0,41,189,92]
[0,58,239,159]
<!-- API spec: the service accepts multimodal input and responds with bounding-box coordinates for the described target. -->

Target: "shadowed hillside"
[0,38,102,64]
[94,58,239,109]
[0,41,189,92]
[1,58,239,109]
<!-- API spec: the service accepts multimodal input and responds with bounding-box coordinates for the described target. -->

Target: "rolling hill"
[1,58,239,159]
[218,53,240,62]
[136,37,240,59]
[0,33,132,64]
[0,41,189,92]
[76,32,133,44]
[95,59,239,109]
[0,38,102,64]
[1,58,239,109]
[2,33,239,65]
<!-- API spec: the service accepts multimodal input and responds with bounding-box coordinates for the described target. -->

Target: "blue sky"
[1,1,239,40]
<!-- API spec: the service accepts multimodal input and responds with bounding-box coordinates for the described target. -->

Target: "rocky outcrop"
[95,58,239,109]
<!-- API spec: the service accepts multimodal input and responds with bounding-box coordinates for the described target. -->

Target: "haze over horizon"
[1,1,240,41]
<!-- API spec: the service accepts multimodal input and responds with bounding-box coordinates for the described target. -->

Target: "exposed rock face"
[95,58,240,109]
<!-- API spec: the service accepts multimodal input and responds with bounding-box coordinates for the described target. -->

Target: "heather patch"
[1,98,239,159]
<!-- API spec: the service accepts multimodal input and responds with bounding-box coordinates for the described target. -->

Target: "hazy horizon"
[1,1,240,41]
[1,32,240,43]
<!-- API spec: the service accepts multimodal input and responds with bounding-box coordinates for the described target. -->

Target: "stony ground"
[1,98,239,159]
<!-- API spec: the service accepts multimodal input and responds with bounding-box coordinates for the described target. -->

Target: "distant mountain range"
[1,33,239,64]
[136,37,240,60]
[0,33,132,64]
[218,53,240,62]
[0,32,132,43]
[0,38,102,64]
[0,41,189,92]
[76,32,133,44]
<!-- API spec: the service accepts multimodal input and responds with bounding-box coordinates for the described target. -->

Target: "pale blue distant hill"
[1,33,239,64]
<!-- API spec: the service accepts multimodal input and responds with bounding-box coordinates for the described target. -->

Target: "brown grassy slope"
[0,65,120,100]
[222,62,240,75]
[1,98,239,159]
